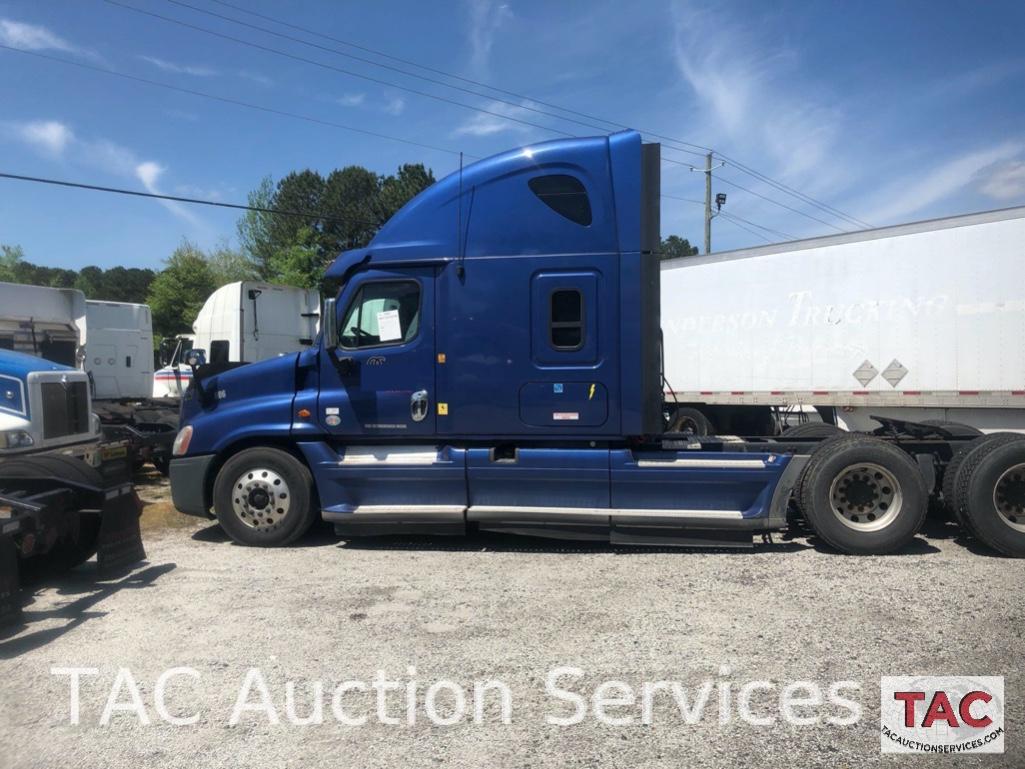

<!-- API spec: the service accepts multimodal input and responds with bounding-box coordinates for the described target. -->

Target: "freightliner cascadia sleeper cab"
[168,132,1025,558]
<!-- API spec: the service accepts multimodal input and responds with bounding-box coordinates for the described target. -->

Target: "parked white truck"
[660,205,1025,435]
[154,281,320,396]
[0,282,178,470]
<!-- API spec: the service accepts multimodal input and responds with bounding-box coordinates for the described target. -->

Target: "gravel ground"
[0,471,1022,769]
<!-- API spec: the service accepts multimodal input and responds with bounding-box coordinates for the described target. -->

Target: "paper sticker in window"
[376,309,402,342]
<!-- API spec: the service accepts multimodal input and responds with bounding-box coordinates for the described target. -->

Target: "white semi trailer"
[660,205,1025,435]
[154,281,320,397]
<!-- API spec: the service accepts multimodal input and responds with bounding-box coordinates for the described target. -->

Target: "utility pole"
[703,151,713,255]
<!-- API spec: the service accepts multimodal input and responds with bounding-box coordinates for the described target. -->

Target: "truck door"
[318,267,435,436]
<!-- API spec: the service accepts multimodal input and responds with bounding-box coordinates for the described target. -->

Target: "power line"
[175,0,868,227]
[717,214,773,244]
[0,45,472,160]
[719,210,795,241]
[716,174,848,233]
[103,0,582,139]
[0,171,385,228]
[164,0,709,158]
[204,0,713,157]
[720,157,872,229]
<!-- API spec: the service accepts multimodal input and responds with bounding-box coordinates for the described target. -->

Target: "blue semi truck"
[168,131,1025,557]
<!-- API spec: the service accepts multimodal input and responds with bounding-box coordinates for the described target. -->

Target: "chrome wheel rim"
[231,468,291,531]
[828,462,902,532]
[994,462,1025,533]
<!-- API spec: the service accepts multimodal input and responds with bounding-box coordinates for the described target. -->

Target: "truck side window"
[550,289,584,350]
[528,174,592,226]
[339,281,421,349]
[210,340,230,363]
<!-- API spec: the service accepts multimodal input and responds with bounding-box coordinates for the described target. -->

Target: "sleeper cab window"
[549,288,584,350]
[209,340,230,363]
[339,280,421,349]
[528,174,592,226]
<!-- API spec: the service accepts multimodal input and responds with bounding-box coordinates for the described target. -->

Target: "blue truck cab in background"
[167,131,1025,558]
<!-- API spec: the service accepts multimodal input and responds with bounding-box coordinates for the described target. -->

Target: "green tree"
[0,244,25,282]
[236,176,277,276]
[147,240,218,338]
[237,162,436,289]
[207,242,259,285]
[660,235,699,260]
[74,265,105,298]
[100,266,157,303]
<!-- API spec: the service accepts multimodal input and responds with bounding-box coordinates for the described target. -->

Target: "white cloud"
[453,99,536,137]
[978,160,1025,201]
[335,92,366,107]
[0,18,76,52]
[139,55,218,77]
[237,70,273,87]
[2,116,204,228]
[466,0,512,77]
[382,96,406,116]
[859,142,1024,223]
[11,120,74,155]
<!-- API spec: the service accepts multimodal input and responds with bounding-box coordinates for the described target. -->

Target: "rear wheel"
[798,435,927,554]
[212,447,316,547]
[782,422,845,439]
[957,438,1025,557]
[942,433,1024,531]
[668,407,711,435]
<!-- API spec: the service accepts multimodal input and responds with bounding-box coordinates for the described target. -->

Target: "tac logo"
[880,676,1004,754]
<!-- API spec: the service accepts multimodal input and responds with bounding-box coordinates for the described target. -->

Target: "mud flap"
[0,530,21,627]
[97,487,146,576]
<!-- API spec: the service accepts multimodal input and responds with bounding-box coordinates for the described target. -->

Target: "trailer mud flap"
[0,531,21,627]
[97,487,145,575]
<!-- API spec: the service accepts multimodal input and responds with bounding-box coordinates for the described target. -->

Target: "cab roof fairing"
[325,130,644,280]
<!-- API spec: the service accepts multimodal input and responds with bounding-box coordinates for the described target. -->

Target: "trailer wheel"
[668,407,711,435]
[782,422,845,439]
[955,438,1025,557]
[798,435,927,554]
[942,433,1024,531]
[212,447,316,547]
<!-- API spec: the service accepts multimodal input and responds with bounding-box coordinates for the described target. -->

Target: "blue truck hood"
[181,353,300,424]
[0,349,77,379]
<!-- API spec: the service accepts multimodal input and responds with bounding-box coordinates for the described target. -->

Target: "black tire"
[668,407,711,435]
[19,514,102,579]
[152,454,171,477]
[0,457,104,574]
[212,447,317,547]
[782,422,845,439]
[799,435,927,554]
[0,454,104,486]
[956,438,1025,556]
[942,433,1024,532]
[921,419,984,438]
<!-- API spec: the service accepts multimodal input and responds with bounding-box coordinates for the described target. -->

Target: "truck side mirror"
[185,349,207,368]
[322,298,338,349]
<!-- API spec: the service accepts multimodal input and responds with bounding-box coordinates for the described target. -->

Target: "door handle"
[411,390,429,422]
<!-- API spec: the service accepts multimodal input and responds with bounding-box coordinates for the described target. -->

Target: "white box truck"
[660,205,1025,435]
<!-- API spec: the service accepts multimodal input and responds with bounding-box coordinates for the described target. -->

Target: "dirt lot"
[0,471,1022,768]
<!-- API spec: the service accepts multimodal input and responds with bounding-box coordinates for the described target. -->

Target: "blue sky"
[1,0,1024,270]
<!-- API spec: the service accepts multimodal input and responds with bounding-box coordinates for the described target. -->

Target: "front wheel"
[798,435,927,554]
[212,447,317,546]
